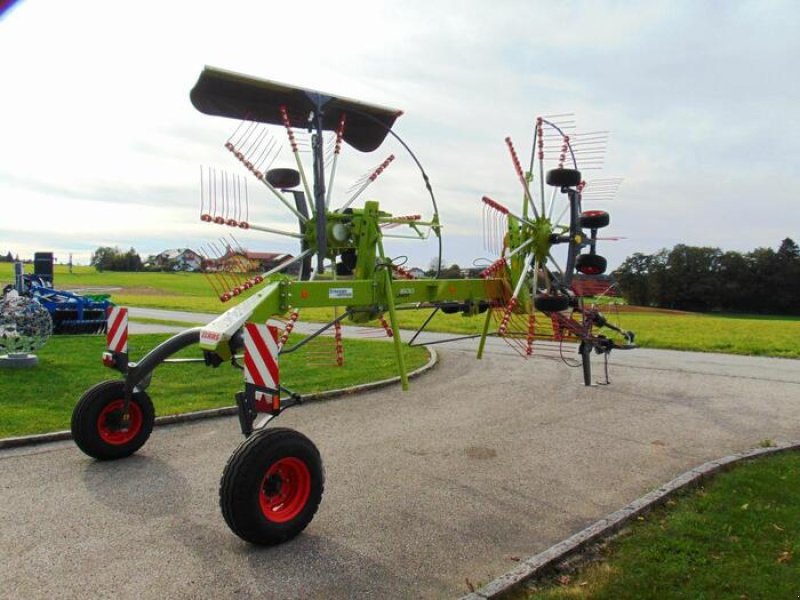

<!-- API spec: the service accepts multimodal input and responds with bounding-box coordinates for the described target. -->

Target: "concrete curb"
[459,440,800,600]
[0,348,438,451]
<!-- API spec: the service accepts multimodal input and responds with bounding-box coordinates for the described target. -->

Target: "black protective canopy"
[190,66,402,153]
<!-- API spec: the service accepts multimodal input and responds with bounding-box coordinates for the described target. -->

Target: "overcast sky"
[1,0,798,273]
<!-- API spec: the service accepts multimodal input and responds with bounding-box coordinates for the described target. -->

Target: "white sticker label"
[399,288,415,297]
[200,329,222,344]
[328,287,354,299]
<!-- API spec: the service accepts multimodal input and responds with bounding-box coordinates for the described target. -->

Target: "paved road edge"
[459,439,800,600]
[0,348,438,451]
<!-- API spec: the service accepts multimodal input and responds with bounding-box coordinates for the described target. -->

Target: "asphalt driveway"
[1,329,799,599]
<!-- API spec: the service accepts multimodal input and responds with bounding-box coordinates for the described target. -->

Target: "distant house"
[212,250,295,274]
[149,248,202,272]
[570,274,620,298]
[245,251,295,272]
[407,267,426,279]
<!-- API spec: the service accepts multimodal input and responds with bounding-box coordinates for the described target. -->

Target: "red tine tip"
[238,222,250,229]
[201,214,212,222]
[213,216,225,225]
[227,219,238,227]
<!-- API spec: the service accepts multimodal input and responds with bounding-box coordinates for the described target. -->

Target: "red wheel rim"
[582,210,607,218]
[579,266,603,275]
[259,457,311,523]
[97,400,143,445]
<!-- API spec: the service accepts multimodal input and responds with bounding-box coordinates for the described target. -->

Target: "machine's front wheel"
[71,380,155,460]
[220,427,324,545]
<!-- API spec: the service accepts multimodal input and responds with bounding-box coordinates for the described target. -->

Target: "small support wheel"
[534,294,571,313]
[579,210,610,229]
[71,380,155,460]
[576,254,607,275]
[220,427,324,545]
[545,168,582,188]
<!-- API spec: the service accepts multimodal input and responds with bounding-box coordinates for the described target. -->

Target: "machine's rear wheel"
[71,380,155,460]
[546,167,582,188]
[576,254,607,275]
[534,294,571,313]
[220,427,324,545]
[580,210,610,229]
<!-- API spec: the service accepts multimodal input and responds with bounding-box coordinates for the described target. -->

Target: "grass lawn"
[0,332,429,438]
[515,451,800,599]
[3,264,798,358]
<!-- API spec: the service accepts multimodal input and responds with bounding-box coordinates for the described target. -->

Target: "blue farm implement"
[4,256,112,335]
[28,283,111,334]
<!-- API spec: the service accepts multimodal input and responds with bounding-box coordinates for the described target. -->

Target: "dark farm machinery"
[3,253,111,334]
[71,67,635,545]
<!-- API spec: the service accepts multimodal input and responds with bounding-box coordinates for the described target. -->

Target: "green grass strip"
[520,451,800,599]
[0,333,429,438]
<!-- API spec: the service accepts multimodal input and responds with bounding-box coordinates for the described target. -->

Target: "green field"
[0,333,429,438]
[2,264,799,358]
[516,451,800,600]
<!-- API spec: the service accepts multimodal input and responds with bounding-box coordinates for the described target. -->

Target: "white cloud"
[1,0,798,272]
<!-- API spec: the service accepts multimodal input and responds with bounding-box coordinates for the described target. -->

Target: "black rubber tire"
[579,210,610,229]
[576,254,607,275]
[534,294,571,313]
[265,168,300,189]
[220,427,324,546]
[545,168,582,188]
[440,302,462,314]
[71,380,155,460]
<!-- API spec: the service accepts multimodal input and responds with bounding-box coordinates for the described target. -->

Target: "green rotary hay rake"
[71,67,635,545]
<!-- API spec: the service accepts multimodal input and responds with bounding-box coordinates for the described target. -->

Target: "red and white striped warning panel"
[106,307,128,353]
[244,323,280,392]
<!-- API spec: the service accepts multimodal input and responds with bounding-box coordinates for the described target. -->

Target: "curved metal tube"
[125,327,203,393]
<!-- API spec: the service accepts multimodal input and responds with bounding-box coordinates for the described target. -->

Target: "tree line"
[614,238,800,315]
[91,246,143,272]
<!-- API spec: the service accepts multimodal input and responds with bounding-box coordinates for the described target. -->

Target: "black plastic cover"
[190,66,402,153]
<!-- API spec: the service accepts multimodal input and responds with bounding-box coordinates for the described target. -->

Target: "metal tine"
[199,165,208,221]
[243,176,249,224]
[212,168,222,224]
[572,130,609,137]
[326,114,347,209]
[205,241,236,297]
[279,105,314,214]
[542,112,575,118]
[261,146,283,174]
[251,136,278,173]
[234,174,242,224]
[586,177,624,187]
[216,238,243,292]
[347,172,371,193]
[243,127,269,161]
[222,237,248,287]
[197,244,225,299]
[225,118,247,146]
[340,155,395,212]
[222,171,230,221]
[205,242,236,299]
[225,116,253,149]
[232,122,259,159]
[323,134,337,163]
